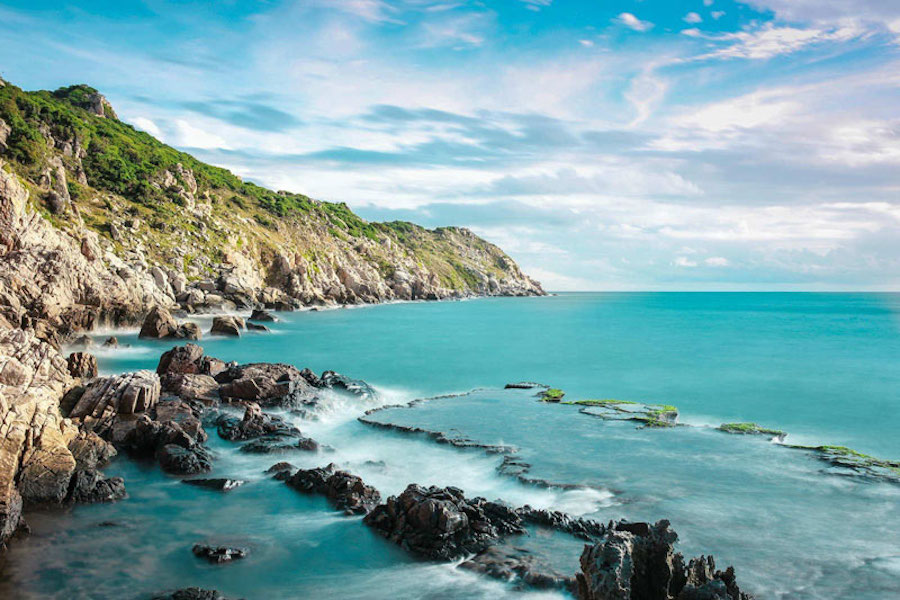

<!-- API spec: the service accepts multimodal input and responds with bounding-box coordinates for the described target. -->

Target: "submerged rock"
[285,463,381,515]
[152,587,230,600]
[266,462,296,480]
[246,322,269,332]
[461,545,575,591]
[248,309,277,322]
[576,520,753,600]
[182,478,245,492]
[192,544,248,564]
[363,484,526,560]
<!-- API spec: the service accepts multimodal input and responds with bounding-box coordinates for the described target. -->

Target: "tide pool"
[2,293,899,599]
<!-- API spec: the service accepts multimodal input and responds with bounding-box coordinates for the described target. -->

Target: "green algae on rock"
[718,422,787,441]
[538,388,566,402]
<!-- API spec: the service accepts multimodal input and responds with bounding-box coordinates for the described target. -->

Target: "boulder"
[66,351,98,379]
[162,373,220,404]
[67,370,160,430]
[157,343,204,375]
[285,463,381,515]
[239,435,319,454]
[248,309,277,322]
[174,322,202,340]
[363,484,526,560]
[210,316,244,337]
[66,469,126,503]
[576,520,753,600]
[216,403,300,441]
[192,544,248,564]
[265,462,296,480]
[139,306,178,339]
[102,336,118,348]
[215,362,316,408]
[246,322,269,332]
[157,444,212,475]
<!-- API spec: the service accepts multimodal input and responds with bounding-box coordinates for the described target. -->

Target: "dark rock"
[239,435,319,454]
[246,322,269,332]
[157,343,205,375]
[66,469,126,503]
[68,431,116,471]
[192,544,248,564]
[157,444,212,475]
[576,520,753,600]
[504,382,544,389]
[216,403,300,441]
[210,316,244,337]
[175,322,202,340]
[162,373,220,404]
[152,587,229,600]
[183,478,245,492]
[139,306,178,339]
[363,484,526,560]
[215,362,316,408]
[102,336,119,348]
[66,351,98,378]
[285,463,381,514]
[461,545,575,591]
[266,462,296,480]
[72,334,94,349]
[517,506,607,541]
[248,309,277,322]
[318,370,376,397]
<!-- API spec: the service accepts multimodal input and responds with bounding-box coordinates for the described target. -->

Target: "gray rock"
[210,316,244,337]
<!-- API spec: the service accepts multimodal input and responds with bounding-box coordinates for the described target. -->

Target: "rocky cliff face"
[0,80,542,344]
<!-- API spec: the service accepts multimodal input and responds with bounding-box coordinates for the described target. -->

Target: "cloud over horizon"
[1,0,899,290]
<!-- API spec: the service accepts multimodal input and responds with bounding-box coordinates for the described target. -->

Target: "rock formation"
[285,463,381,515]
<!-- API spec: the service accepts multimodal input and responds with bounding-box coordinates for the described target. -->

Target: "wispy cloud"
[615,13,654,33]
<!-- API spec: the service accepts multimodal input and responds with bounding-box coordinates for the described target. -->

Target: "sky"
[2,1,900,290]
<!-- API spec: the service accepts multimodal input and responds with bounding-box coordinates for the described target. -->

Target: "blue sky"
[2,0,900,290]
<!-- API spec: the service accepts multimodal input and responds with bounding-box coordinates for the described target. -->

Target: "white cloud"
[675,256,698,267]
[129,116,163,139]
[172,119,230,150]
[695,22,864,60]
[520,0,553,11]
[625,66,668,126]
[703,0,714,6]
[711,11,725,20]
[669,90,800,134]
[615,13,654,32]
[705,256,730,266]
[684,12,703,24]
[579,39,594,47]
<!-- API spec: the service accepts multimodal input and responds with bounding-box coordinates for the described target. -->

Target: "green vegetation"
[718,422,786,438]
[539,388,566,402]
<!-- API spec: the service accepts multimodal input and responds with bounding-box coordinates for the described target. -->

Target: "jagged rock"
[182,478,244,492]
[102,336,118,347]
[266,461,296,480]
[239,435,319,454]
[175,322,202,340]
[66,351,98,378]
[249,309,277,322]
[157,443,212,475]
[66,469,126,503]
[285,463,381,514]
[215,362,316,408]
[210,316,244,337]
[518,506,607,541]
[139,306,178,339]
[67,370,160,431]
[216,403,300,441]
[318,370,376,397]
[67,430,116,471]
[152,588,229,600]
[576,520,753,600]
[192,544,248,564]
[157,343,204,375]
[363,484,526,560]
[460,545,575,590]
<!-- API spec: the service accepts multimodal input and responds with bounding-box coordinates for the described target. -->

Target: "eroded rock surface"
[285,463,381,515]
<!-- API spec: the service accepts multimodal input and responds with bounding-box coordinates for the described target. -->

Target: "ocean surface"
[2,292,899,599]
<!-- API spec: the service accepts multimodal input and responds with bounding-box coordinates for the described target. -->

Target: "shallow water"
[3,293,899,599]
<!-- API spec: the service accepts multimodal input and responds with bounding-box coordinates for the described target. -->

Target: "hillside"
[0,77,542,342]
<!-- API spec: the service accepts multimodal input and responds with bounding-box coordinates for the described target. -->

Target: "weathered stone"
[139,306,178,339]
[66,351,98,378]
[248,309,276,322]
[216,403,299,441]
[246,322,269,332]
[215,362,316,408]
[157,444,212,475]
[192,544,247,563]
[210,316,244,337]
[68,370,160,430]
[66,469,126,503]
[461,545,575,591]
[285,463,381,515]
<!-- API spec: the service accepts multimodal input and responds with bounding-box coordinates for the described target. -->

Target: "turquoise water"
[3,293,899,598]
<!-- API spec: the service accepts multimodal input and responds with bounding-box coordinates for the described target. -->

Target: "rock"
[162,373,220,404]
[192,544,248,564]
[182,478,245,492]
[575,520,753,600]
[215,362,317,408]
[517,506,607,541]
[460,545,575,591]
[72,334,94,349]
[210,316,244,337]
[157,444,212,475]
[239,435,319,454]
[318,370,376,397]
[266,462,296,480]
[363,484,526,560]
[505,382,545,389]
[66,469,126,503]
[152,587,229,600]
[174,322,202,340]
[139,306,178,339]
[285,463,381,514]
[157,343,205,375]
[66,351,98,378]
[102,336,119,348]
[246,322,269,332]
[248,309,276,322]
[67,370,160,427]
[68,430,116,471]
[216,403,300,441]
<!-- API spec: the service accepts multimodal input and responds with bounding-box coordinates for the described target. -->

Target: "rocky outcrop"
[215,362,317,408]
[210,316,244,337]
[139,307,201,340]
[460,545,575,591]
[182,478,244,492]
[66,351,98,379]
[576,520,752,600]
[192,544,247,564]
[363,484,526,560]
[285,463,381,515]
[66,370,161,434]
[216,403,299,441]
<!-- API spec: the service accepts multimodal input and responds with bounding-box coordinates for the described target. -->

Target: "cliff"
[0,79,543,344]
